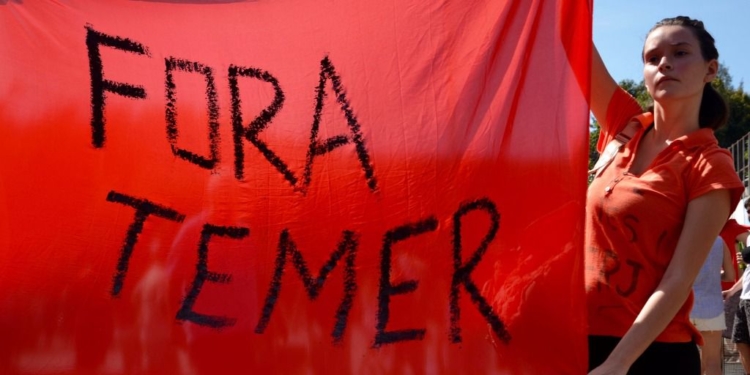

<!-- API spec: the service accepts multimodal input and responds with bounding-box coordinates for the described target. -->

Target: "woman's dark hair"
[646,16,729,130]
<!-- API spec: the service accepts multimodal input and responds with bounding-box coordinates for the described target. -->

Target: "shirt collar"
[670,127,717,149]
[636,112,718,150]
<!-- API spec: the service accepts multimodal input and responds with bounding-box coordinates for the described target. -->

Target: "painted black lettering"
[176,224,249,328]
[165,57,220,169]
[615,259,643,297]
[228,65,297,185]
[106,190,185,297]
[623,215,639,243]
[85,26,149,148]
[373,217,438,347]
[597,249,620,292]
[255,229,358,343]
[302,56,377,193]
[449,198,508,344]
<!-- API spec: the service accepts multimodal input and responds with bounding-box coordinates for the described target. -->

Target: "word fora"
[85,25,377,193]
[107,190,510,348]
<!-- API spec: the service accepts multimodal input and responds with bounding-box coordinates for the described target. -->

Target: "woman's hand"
[724,274,744,301]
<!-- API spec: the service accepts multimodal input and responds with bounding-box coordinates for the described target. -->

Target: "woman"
[586,16,743,374]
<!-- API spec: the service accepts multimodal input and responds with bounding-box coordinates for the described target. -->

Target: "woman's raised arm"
[590,44,619,132]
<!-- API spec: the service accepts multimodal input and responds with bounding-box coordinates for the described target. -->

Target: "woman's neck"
[651,100,702,143]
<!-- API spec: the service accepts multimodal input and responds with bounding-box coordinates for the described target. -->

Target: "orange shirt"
[586,88,743,343]
[720,219,749,290]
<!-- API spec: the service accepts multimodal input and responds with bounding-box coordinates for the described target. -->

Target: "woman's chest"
[588,160,690,232]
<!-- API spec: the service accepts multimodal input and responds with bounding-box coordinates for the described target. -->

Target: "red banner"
[0,1,591,373]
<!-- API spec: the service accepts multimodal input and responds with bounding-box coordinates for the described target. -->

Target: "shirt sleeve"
[722,219,750,244]
[687,147,745,210]
[596,86,644,153]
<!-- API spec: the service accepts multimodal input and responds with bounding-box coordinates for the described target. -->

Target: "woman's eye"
[675,50,688,57]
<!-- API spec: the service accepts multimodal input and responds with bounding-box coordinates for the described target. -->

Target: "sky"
[593,1,750,89]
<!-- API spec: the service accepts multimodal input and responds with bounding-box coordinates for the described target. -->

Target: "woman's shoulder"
[595,88,646,153]
[682,130,734,165]
[602,88,644,135]
[679,129,744,205]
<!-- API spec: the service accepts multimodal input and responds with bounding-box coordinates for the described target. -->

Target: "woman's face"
[642,25,717,104]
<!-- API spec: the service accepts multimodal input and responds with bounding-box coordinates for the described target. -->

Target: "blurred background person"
[691,236,735,375]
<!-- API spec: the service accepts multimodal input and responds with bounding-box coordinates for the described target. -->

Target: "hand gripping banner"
[0,1,591,374]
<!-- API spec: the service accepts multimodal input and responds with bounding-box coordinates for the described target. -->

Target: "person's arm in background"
[589,190,731,375]
[723,240,737,282]
[724,273,744,301]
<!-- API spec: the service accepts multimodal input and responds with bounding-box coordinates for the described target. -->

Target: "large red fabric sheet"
[0,1,591,373]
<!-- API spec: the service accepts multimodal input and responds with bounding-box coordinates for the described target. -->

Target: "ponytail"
[699,83,729,130]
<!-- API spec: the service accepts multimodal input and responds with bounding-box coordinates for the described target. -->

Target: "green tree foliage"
[589,122,599,170]
[589,66,750,167]
[713,66,750,148]
[619,79,651,108]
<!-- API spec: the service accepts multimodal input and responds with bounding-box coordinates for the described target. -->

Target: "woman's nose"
[658,57,673,71]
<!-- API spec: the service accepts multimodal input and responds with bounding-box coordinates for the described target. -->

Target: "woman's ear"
[705,59,719,83]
